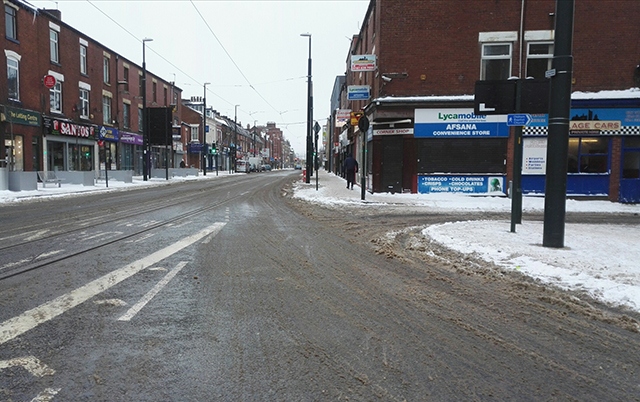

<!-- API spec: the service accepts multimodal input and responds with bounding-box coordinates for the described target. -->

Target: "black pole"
[304,35,312,183]
[203,84,208,176]
[142,42,148,181]
[543,0,574,248]
[234,105,238,173]
[510,79,524,232]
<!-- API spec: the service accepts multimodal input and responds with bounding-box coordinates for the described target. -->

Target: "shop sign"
[4,106,41,127]
[569,120,621,131]
[189,143,204,153]
[336,109,351,127]
[350,55,376,72]
[44,116,95,139]
[418,175,505,194]
[373,128,414,136]
[347,85,370,101]
[98,125,120,142]
[414,108,509,138]
[120,132,143,145]
[527,108,639,129]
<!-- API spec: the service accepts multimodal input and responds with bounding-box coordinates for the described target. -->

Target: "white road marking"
[126,232,156,244]
[148,267,168,271]
[93,299,128,307]
[35,250,64,260]
[118,261,188,321]
[0,223,226,345]
[0,356,55,377]
[24,230,51,242]
[31,388,61,402]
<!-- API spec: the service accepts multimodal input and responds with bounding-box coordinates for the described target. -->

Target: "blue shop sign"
[189,143,204,153]
[98,126,119,142]
[414,108,509,138]
[418,175,505,194]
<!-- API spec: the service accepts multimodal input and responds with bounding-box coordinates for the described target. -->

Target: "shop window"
[623,137,640,179]
[481,43,512,80]
[568,137,609,174]
[7,55,19,101]
[50,81,62,113]
[102,95,111,124]
[79,88,89,119]
[417,138,508,174]
[49,28,59,63]
[526,42,553,79]
[80,44,87,75]
[5,4,17,40]
[4,135,23,171]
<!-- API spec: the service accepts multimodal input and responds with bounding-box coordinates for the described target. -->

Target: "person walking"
[343,153,358,190]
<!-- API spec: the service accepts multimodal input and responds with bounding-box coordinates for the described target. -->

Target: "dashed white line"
[0,223,226,345]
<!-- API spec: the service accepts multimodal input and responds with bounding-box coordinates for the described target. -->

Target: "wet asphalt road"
[1,171,639,401]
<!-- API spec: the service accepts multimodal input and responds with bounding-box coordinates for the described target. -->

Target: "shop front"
[522,101,640,203]
[43,116,96,172]
[2,105,42,172]
[119,131,143,174]
[97,125,118,171]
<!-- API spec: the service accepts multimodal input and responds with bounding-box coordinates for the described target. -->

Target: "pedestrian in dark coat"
[343,153,358,190]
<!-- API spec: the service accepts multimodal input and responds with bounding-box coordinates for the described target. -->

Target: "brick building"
[334,0,640,202]
[1,0,181,188]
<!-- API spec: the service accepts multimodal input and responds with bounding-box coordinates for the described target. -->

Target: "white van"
[236,159,250,173]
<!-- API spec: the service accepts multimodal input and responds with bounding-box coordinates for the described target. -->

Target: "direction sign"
[507,113,532,126]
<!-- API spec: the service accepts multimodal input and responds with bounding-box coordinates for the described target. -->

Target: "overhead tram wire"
[85,0,236,109]
[189,0,297,131]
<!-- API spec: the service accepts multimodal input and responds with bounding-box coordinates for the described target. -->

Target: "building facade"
[1,1,181,185]
[335,0,640,202]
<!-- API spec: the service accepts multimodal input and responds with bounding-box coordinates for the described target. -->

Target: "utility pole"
[543,0,575,248]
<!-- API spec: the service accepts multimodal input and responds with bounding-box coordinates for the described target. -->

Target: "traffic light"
[210,142,217,155]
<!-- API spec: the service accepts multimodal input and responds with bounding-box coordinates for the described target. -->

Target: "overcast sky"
[28,0,369,157]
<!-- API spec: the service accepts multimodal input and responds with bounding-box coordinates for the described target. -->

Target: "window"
[152,82,157,103]
[139,73,143,96]
[102,95,112,124]
[7,56,19,100]
[79,88,90,118]
[190,125,199,142]
[623,137,640,179]
[526,42,553,79]
[103,55,110,84]
[50,81,62,113]
[5,4,17,40]
[164,87,168,106]
[567,137,609,174]
[123,67,129,92]
[80,44,87,75]
[49,29,59,63]
[138,107,143,132]
[123,102,130,129]
[481,43,512,80]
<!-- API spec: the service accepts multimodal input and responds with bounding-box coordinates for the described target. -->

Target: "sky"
[2,170,640,318]
[27,0,370,157]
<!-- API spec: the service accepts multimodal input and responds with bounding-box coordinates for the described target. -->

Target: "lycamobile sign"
[414,108,509,138]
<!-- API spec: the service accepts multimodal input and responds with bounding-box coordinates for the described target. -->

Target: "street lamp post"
[234,105,239,173]
[142,37,153,181]
[203,82,210,176]
[300,33,312,184]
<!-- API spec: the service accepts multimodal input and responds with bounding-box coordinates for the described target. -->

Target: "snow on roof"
[374,88,640,105]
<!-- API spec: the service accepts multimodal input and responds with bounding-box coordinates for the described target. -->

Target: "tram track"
[0,174,267,281]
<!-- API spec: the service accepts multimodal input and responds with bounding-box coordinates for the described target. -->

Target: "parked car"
[294,164,302,170]
[262,164,272,171]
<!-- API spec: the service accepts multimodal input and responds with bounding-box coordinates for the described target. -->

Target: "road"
[1,171,639,401]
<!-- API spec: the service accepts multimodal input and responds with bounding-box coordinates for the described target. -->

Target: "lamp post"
[300,33,312,184]
[203,82,210,176]
[234,105,239,173]
[142,37,153,181]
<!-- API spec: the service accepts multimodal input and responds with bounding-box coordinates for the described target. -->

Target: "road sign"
[358,116,370,132]
[507,113,532,126]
